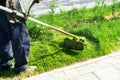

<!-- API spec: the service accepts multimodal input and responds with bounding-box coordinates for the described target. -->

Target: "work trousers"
[0,11,30,68]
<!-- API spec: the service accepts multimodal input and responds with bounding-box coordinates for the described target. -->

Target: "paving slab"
[72,73,100,80]
[93,66,120,80]
[52,71,66,80]
[114,63,120,70]
[76,63,101,75]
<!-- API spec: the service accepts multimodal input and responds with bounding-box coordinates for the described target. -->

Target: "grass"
[1,2,120,80]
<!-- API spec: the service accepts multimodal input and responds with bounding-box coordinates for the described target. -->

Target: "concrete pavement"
[24,51,120,80]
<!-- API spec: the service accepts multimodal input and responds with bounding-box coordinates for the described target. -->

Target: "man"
[0,0,40,74]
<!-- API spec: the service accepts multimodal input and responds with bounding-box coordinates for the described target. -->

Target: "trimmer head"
[61,37,86,51]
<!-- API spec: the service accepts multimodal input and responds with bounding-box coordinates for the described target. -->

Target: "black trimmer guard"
[61,38,86,51]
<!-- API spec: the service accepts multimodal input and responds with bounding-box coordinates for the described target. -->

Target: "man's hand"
[34,0,43,3]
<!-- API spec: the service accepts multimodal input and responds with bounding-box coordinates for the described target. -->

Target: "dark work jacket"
[6,0,23,23]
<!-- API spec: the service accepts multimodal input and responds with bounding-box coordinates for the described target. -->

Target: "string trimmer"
[0,2,86,50]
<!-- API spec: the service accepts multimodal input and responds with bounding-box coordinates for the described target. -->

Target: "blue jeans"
[0,11,30,69]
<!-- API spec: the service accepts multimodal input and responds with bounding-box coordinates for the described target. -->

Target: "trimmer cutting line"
[0,5,86,50]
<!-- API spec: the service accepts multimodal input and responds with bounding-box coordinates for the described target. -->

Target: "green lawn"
[1,2,120,80]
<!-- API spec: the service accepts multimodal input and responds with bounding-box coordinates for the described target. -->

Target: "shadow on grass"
[62,48,80,56]
[29,49,63,63]
[29,47,79,64]
[0,68,18,79]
